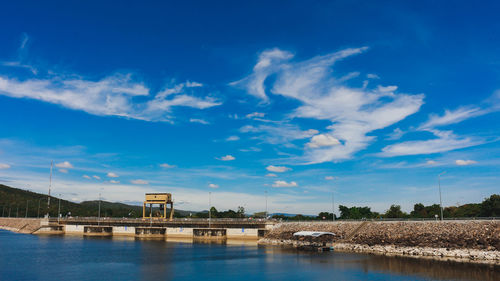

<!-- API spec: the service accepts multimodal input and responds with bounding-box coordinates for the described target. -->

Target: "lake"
[0,229,497,281]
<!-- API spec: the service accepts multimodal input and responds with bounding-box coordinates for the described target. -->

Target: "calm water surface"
[0,230,497,281]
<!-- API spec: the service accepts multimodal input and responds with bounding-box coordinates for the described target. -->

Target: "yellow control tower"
[142,193,174,221]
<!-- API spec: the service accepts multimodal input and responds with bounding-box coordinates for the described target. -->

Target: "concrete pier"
[135,227,166,239]
[193,228,227,240]
[83,226,113,237]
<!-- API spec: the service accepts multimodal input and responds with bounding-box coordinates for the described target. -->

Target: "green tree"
[480,194,500,217]
[384,205,406,218]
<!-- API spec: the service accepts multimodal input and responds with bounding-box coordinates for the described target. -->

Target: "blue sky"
[0,1,499,214]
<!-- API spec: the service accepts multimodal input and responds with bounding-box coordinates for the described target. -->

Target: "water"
[0,230,497,281]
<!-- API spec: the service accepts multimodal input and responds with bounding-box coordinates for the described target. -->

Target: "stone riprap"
[0,218,43,233]
[260,220,500,264]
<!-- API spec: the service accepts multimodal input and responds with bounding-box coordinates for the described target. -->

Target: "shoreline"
[258,238,500,265]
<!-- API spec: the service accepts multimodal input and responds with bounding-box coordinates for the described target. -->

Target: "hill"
[0,184,190,218]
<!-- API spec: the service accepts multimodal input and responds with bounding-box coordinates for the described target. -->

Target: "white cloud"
[185,81,203,88]
[455,159,477,166]
[240,124,318,146]
[266,173,278,177]
[266,165,291,173]
[218,155,235,161]
[109,180,120,184]
[226,135,240,141]
[107,172,119,178]
[380,130,483,157]
[246,112,266,118]
[386,128,405,140]
[426,160,438,165]
[272,180,298,188]
[58,169,68,173]
[0,163,10,169]
[367,73,380,79]
[55,161,73,169]
[0,74,221,122]
[232,47,424,163]
[92,175,101,180]
[189,118,209,125]
[82,175,91,179]
[208,183,219,188]
[325,176,335,180]
[230,48,294,102]
[307,134,340,148]
[160,163,175,168]
[419,107,486,130]
[131,179,148,185]
[239,147,261,152]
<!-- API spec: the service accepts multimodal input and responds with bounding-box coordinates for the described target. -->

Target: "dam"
[0,217,275,240]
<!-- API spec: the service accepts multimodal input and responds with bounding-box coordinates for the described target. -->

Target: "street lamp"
[98,193,101,226]
[265,190,268,220]
[58,194,61,224]
[438,171,447,221]
[208,192,212,228]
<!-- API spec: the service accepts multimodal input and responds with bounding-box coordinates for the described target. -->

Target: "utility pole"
[58,194,61,224]
[25,200,29,218]
[37,198,41,218]
[438,171,446,221]
[265,190,268,220]
[98,193,101,226]
[208,192,211,228]
[47,161,53,218]
[331,192,335,222]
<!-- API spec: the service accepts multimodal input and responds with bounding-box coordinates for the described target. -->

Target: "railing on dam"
[51,217,276,228]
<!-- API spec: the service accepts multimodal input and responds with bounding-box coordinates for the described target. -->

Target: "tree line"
[270,194,499,220]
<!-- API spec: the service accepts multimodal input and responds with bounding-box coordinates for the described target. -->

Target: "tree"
[480,194,500,217]
[384,205,406,218]
[317,212,334,220]
[237,206,245,218]
[210,206,218,218]
[339,205,350,219]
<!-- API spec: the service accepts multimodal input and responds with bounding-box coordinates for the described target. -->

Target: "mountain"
[0,184,190,218]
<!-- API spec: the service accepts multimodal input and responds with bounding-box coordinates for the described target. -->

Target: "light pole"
[265,190,268,220]
[47,161,53,218]
[438,171,447,221]
[37,198,41,218]
[331,192,335,222]
[25,200,29,218]
[208,192,211,228]
[98,193,101,226]
[58,194,61,224]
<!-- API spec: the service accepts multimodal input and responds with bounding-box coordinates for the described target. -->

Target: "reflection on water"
[0,229,497,281]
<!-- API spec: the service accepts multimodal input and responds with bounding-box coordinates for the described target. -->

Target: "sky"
[0,1,499,215]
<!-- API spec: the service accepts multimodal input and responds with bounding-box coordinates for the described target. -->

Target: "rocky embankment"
[259,221,500,264]
[0,218,43,233]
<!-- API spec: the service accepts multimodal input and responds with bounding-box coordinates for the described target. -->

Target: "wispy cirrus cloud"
[0,73,221,122]
[232,47,424,163]
[418,106,486,130]
[131,179,148,185]
[189,118,210,125]
[380,130,483,157]
[240,124,318,147]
